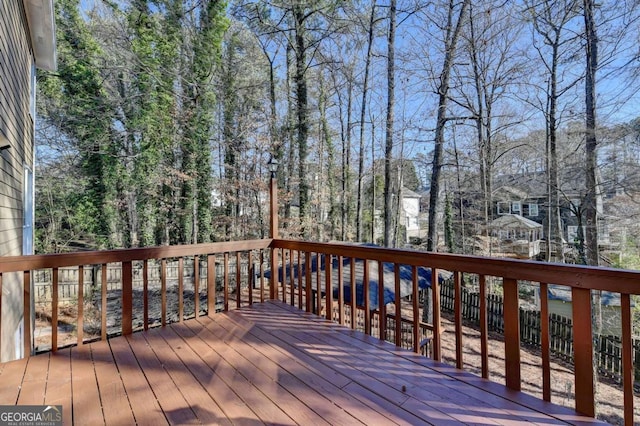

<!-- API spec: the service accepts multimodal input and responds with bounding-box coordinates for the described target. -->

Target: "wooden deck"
[0,301,603,425]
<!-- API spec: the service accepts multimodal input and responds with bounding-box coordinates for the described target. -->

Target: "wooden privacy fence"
[437,279,640,383]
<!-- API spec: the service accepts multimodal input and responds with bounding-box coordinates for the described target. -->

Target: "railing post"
[207,255,216,316]
[572,287,595,417]
[23,270,31,357]
[122,261,132,335]
[503,278,521,391]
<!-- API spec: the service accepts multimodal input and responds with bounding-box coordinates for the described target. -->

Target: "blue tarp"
[264,249,445,307]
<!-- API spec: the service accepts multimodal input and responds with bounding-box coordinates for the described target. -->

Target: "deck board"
[70,346,105,425]
[0,301,605,425]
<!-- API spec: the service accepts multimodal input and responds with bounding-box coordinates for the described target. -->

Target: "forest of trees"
[34,0,640,268]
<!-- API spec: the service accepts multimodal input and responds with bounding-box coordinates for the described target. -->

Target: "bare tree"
[426,0,471,252]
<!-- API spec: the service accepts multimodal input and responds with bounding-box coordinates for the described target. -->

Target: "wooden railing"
[0,237,638,423]
[0,239,271,355]
[269,239,639,424]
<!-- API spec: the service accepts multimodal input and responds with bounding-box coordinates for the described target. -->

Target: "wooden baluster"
[305,252,312,313]
[77,265,84,344]
[378,261,386,342]
[236,252,242,309]
[364,259,370,334]
[412,266,419,353]
[194,256,200,317]
[100,265,107,339]
[224,253,229,311]
[454,271,463,368]
[269,247,278,300]
[572,287,595,417]
[178,257,184,322]
[207,255,216,316]
[432,267,442,361]
[338,256,344,325]
[289,249,295,306]
[122,261,133,335]
[143,261,149,330]
[621,293,634,426]
[479,274,489,378]
[394,264,401,347]
[161,259,167,326]
[503,277,521,390]
[52,267,58,351]
[248,251,253,306]
[325,255,333,321]
[350,258,356,329]
[281,249,287,302]
[316,254,322,315]
[297,251,303,309]
[540,282,551,401]
[260,251,265,304]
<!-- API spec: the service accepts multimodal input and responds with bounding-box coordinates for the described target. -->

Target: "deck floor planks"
[45,350,73,425]
[269,302,558,424]
[90,339,138,425]
[0,357,27,404]
[166,320,309,426]
[69,346,105,426]
[142,327,261,426]
[17,352,49,405]
[179,319,339,426]
[208,312,431,426]
[197,314,396,425]
[107,335,168,425]
[244,303,474,425]
[123,332,201,425]
[134,329,235,425]
[0,300,607,425]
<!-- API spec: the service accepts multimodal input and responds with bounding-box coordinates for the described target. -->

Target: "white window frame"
[497,201,511,215]
[527,203,539,217]
[511,201,522,215]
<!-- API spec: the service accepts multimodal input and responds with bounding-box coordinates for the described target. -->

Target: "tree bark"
[383,0,397,247]
[584,0,599,266]
[426,0,470,252]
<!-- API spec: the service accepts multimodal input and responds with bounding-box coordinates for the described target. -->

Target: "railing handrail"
[272,239,640,294]
[0,239,272,273]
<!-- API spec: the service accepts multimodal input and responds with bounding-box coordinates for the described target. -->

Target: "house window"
[497,202,511,215]
[527,203,538,217]
[567,225,586,243]
[511,201,522,215]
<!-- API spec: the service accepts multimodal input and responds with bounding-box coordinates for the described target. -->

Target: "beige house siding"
[0,0,35,362]
[549,300,624,337]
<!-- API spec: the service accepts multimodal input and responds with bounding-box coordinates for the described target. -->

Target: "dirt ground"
[35,296,635,425]
[436,314,637,425]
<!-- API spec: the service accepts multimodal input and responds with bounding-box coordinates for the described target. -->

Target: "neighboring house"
[537,285,631,337]
[372,187,424,244]
[488,214,543,259]
[401,187,422,241]
[1,0,56,361]
[492,169,611,260]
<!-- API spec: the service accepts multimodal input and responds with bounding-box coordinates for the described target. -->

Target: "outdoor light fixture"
[268,157,279,178]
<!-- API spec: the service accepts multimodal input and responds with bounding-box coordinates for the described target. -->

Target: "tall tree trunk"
[426,0,470,252]
[584,0,599,266]
[356,3,376,242]
[293,4,310,237]
[383,0,397,247]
